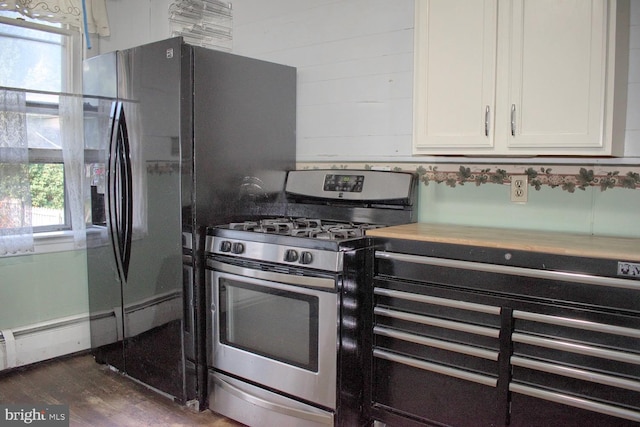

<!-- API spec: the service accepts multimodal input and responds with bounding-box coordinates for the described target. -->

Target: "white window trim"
[33,230,76,253]
[0,15,84,256]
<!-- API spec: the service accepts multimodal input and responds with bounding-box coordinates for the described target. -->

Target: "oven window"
[219,278,319,371]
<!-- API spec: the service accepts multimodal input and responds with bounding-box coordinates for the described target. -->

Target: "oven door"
[207,260,338,410]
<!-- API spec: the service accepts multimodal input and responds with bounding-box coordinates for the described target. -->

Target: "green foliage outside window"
[0,163,64,209]
[29,164,64,209]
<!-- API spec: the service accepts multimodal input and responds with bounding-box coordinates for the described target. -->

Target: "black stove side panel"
[337,241,374,427]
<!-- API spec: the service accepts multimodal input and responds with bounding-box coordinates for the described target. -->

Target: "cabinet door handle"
[510,104,516,136]
[484,105,490,137]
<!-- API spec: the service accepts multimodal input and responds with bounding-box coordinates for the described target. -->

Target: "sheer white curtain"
[0,0,110,36]
[0,89,34,255]
[60,94,86,248]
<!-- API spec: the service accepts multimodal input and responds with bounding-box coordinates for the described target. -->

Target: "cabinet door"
[413,0,498,153]
[502,0,609,153]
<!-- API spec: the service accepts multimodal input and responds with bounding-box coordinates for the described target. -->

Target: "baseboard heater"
[0,313,91,371]
[0,290,182,372]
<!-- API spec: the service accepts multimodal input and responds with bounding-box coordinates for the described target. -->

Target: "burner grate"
[227,218,382,240]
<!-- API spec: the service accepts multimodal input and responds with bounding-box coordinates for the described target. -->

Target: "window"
[0,13,83,254]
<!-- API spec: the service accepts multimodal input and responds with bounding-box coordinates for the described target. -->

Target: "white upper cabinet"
[413,0,630,156]
[413,0,498,151]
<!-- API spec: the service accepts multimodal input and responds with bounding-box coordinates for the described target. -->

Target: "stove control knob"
[219,241,232,252]
[231,242,245,254]
[300,251,313,265]
[284,249,299,262]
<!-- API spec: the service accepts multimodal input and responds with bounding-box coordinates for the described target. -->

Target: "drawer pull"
[375,307,500,338]
[509,383,640,423]
[512,333,640,365]
[375,326,499,361]
[375,251,640,291]
[374,287,501,315]
[511,356,640,392]
[374,348,498,387]
[513,310,640,339]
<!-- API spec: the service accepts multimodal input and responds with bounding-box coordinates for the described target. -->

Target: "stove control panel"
[286,169,416,202]
[323,174,364,192]
[206,236,343,272]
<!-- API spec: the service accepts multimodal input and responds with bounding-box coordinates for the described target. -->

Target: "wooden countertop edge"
[366,224,640,262]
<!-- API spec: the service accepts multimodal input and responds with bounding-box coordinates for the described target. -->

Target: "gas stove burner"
[309,227,362,240]
[226,217,383,241]
[228,221,258,231]
[229,218,293,234]
[292,218,322,229]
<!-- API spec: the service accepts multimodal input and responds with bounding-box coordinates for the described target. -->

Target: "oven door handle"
[213,375,333,425]
[207,259,336,290]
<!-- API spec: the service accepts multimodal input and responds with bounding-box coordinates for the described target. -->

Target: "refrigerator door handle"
[117,102,133,280]
[107,101,134,282]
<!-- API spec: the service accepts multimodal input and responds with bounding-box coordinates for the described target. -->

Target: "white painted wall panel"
[298,98,412,137]
[233,0,413,55]
[99,0,172,53]
[232,0,415,160]
[230,0,341,25]
[300,72,412,106]
[296,52,413,84]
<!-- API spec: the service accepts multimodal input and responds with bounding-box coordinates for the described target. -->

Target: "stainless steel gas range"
[204,170,418,427]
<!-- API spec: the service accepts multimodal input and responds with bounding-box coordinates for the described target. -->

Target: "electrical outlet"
[510,175,528,203]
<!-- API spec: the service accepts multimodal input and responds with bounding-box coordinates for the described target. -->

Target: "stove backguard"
[283,170,419,227]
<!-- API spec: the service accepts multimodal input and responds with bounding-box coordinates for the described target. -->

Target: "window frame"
[0,14,82,252]
[27,99,70,233]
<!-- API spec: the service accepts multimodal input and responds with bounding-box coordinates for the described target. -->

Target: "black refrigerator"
[82,37,296,407]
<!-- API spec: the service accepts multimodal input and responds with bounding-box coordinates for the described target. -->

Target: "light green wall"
[299,161,640,238]
[418,182,640,237]
[0,250,88,330]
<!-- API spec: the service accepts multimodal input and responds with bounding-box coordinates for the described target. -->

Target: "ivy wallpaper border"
[297,162,640,193]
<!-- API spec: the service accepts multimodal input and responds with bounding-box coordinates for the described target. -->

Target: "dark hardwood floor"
[0,353,244,426]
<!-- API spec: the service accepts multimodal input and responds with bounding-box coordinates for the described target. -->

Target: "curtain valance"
[0,0,110,36]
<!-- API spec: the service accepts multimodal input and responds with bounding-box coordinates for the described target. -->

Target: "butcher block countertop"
[367,223,640,262]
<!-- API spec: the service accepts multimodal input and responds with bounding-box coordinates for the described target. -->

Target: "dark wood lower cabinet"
[366,238,640,427]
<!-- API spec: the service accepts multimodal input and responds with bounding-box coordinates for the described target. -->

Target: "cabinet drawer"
[509,391,640,427]
[373,283,503,374]
[373,356,502,426]
[375,251,640,313]
[371,279,509,426]
[510,309,640,425]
